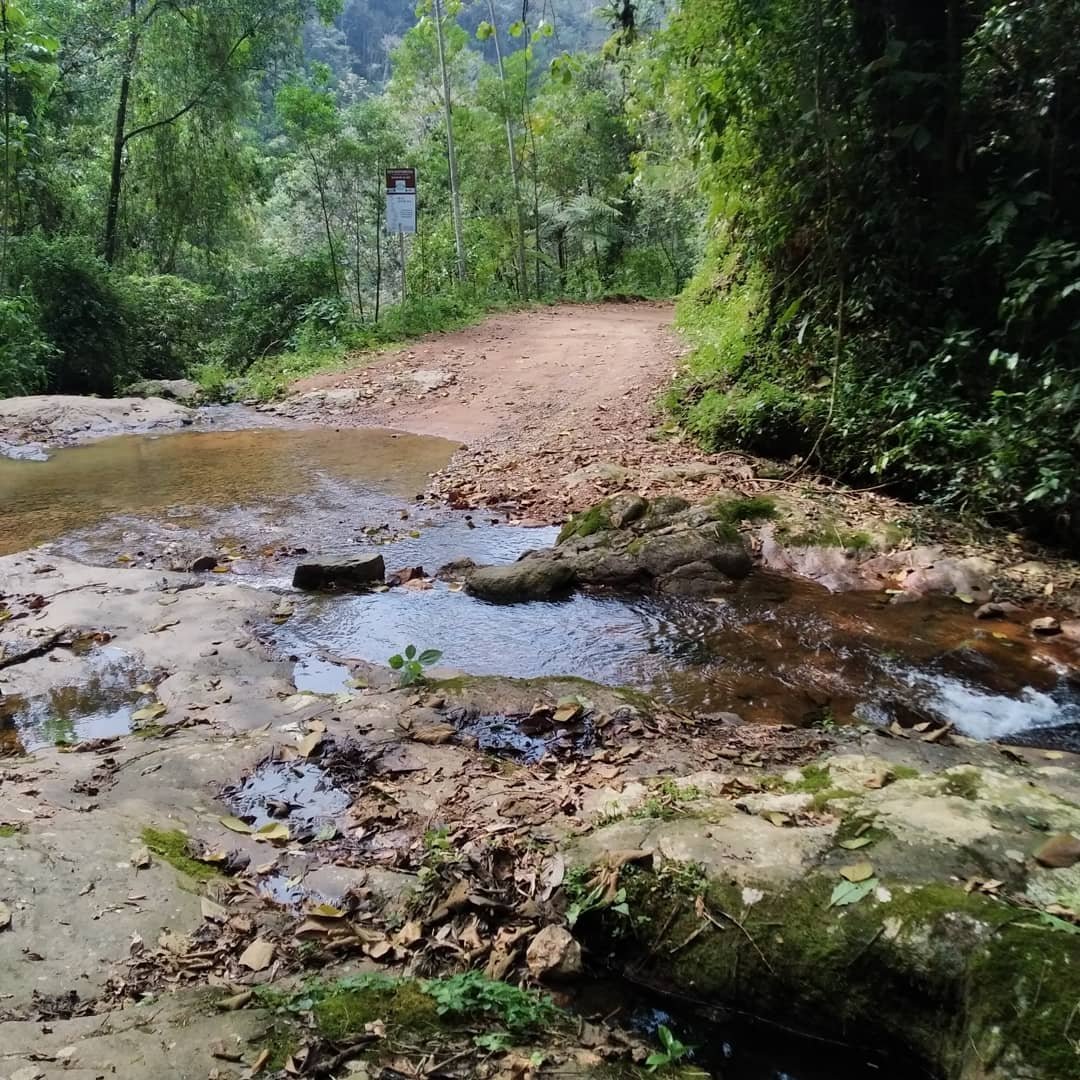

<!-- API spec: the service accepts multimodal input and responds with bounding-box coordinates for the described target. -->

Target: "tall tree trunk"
[353,188,364,321]
[374,181,382,322]
[433,0,466,282]
[1,0,13,290]
[104,0,140,265]
[486,0,527,298]
[309,147,341,297]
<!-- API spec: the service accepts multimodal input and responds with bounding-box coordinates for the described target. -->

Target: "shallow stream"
[2,419,1079,755]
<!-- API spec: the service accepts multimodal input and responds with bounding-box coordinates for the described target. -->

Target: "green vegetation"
[942,770,982,802]
[0,823,22,838]
[708,495,778,525]
[652,0,1080,541]
[140,827,220,882]
[388,643,443,687]
[646,1025,694,1073]
[0,1,697,402]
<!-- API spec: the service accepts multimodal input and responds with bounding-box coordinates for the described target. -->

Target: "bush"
[123,274,220,379]
[218,252,340,369]
[0,294,55,397]
[9,235,131,395]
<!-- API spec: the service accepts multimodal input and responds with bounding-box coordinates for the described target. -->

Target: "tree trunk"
[486,0,527,298]
[1,0,13,290]
[433,0,466,282]
[104,0,140,265]
[374,181,382,322]
[309,147,341,297]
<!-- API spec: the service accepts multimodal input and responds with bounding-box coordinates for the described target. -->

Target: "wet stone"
[292,553,385,591]
[222,759,351,840]
[446,705,595,764]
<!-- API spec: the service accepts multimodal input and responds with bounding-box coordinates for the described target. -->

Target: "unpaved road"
[269,301,758,521]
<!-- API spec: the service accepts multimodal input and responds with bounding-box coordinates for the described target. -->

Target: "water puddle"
[447,704,597,764]
[600,989,906,1080]
[0,648,156,754]
[222,759,351,840]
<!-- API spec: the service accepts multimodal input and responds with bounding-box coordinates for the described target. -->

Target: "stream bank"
[2,551,1080,1079]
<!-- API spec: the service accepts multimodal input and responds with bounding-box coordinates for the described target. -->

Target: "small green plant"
[388,644,443,686]
[646,1024,694,1072]
[423,971,559,1033]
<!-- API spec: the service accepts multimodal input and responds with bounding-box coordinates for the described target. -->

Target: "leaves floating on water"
[220,816,253,834]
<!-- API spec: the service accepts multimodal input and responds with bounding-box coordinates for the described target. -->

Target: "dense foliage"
[0,0,693,399]
[655,0,1080,540]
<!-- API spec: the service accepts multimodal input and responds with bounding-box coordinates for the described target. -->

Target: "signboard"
[386,167,417,234]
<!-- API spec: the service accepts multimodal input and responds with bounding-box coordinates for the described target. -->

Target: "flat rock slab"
[0,395,194,453]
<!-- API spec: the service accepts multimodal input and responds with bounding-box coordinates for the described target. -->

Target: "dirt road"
[270,301,754,521]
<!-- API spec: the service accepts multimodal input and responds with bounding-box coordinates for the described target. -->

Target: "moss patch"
[708,494,778,524]
[141,827,220,882]
[314,977,441,1040]
[942,770,982,801]
[0,823,22,838]
[558,503,613,544]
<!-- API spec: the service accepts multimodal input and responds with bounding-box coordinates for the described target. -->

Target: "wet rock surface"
[292,553,386,591]
[2,552,1080,1079]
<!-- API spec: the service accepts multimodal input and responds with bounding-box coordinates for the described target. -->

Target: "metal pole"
[399,229,406,304]
[433,0,467,282]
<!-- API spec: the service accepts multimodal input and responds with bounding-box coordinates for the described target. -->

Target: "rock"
[126,378,201,404]
[410,369,455,393]
[435,557,478,582]
[657,463,727,482]
[606,492,648,529]
[974,601,1024,620]
[1033,833,1080,868]
[1030,617,1062,636]
[645,494,691,521]
[567,548,644,587]
[563,462,630,489]
[190,555,218,573]
[656,561,737,597]
[635,529,751,580]
[526,925,582,980]
[465,559,576,602]
[293,554,386,591]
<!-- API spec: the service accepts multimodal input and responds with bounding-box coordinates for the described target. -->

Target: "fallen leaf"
[220,816,254,834]
[840,862,875,883]
[764,811,792,828]
[218,989,254,1011]
[130,847,152,869]
[307,903,346,919]
[1034,834,1080,869]
[0,902,11,930]
[839,837,873,850]
[149,620,180,633]
[412,723,457,745]
[131,702,167,723]
[829,877,878,907]
[201,897,228,922]
[246,1047,271,1076]
[297,730,322,758]
[255,822,290,843]
[238,937,275,971]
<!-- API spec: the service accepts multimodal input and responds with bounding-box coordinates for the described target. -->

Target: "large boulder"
[126,378,202,404]
[656,560,737,598]
[465,558,576,602]
[293,554,385,591]
[635,528,752,580]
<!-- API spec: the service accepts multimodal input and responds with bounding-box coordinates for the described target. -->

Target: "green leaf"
[509,19,524,36]
[829,877,879,907]
[405,644,417,660]
[418,649,443,666]
[475,20,494,41]
[839,837,873,850]
[388,654,405,670]
[220,815,253,834]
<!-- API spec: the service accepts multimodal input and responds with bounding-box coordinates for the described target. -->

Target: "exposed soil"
[264,302,1080,612]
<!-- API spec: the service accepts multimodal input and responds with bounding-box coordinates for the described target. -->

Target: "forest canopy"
[1,0,1078,542]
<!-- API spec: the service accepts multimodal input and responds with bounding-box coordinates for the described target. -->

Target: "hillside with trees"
[1,0,1078,542]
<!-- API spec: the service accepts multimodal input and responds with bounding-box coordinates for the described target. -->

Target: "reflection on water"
[0,648,152,753]
[0,425,458,556]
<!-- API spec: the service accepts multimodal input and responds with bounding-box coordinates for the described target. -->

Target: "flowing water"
[2,419,1080,755]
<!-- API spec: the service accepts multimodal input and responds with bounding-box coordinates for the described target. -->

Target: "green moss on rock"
[141,827,220,882]
[558,504,613,544]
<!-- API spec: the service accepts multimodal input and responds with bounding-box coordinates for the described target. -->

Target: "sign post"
[386,168,417,304]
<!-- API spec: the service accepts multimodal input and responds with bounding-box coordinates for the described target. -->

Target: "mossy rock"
[586,867,1080,1080]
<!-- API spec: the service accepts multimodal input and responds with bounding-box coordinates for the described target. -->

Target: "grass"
[0,823,22,838]
[140,826,220,882]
